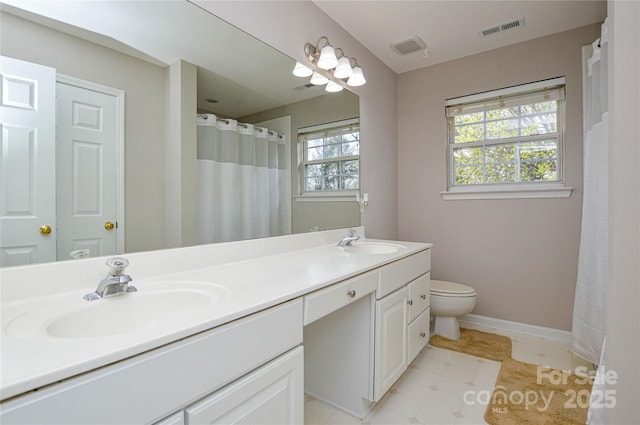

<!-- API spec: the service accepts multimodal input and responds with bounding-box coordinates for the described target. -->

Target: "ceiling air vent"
[479,17,525,38]
[391,36,427,55]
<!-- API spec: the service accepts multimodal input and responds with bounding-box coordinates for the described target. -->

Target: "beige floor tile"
[368,406,412,425]
[307,328,580,425]
[416,403,460,425]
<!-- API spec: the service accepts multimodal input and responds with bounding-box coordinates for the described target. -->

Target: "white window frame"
[441,77,573,200]
[296,118,360,202]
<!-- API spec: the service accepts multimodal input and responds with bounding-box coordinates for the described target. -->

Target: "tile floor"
[304,323,595,425]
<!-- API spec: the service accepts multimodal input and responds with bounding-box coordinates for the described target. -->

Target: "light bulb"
[347,66,366,87]
[292,62,313,77]
[325,81,344,92]
[333,56,353,79]
[317,45,338,69]
[310,71,329,85]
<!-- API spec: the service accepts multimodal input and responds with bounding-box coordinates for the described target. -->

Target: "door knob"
[39,225,52,235]
[104,222,115,231]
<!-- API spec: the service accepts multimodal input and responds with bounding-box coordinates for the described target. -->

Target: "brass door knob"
[104,222,115,231]
[39,225,52,235]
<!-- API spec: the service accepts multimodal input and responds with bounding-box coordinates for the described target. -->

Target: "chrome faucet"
[337,229,360,247]
[83,257,137,301]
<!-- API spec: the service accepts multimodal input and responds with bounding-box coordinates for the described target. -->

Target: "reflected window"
[299,118,360,193]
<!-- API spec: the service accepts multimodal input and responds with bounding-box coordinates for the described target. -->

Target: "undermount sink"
[335,242,405,255]
[5,281,230,340]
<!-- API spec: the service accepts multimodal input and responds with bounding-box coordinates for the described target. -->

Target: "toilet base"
[433,316,461,340]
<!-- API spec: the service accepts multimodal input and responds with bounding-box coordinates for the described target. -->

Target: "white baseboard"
[458,314,571,343]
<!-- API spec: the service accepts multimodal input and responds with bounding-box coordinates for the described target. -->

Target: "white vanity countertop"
[0,228,432,400]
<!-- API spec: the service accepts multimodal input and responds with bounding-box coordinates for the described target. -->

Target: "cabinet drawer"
[186,346,303,425]
[377,249,431,299]
[304,270,378,325]
[154,411,184,425]
[408,272,430,322]
[408,308,430,364]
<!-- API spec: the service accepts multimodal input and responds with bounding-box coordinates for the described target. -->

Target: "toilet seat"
[430,280,476,297]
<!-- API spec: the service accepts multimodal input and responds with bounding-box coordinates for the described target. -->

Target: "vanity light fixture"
[333,55,354,79]
[310,71,329,86]
[325,80,344,92]
[292,62,313,77]
[291,35,366,92]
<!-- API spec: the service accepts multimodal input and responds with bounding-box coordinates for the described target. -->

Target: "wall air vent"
[479,17,525,38]
[391,36,427,55]
[293,83,317,90]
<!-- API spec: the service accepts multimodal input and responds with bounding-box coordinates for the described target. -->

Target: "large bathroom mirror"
[0,0,360,267]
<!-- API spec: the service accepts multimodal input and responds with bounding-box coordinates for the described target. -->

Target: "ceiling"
[2,0,607,117]
[313,0,607,74]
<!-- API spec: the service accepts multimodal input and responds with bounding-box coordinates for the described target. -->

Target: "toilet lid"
[430,280,476,296]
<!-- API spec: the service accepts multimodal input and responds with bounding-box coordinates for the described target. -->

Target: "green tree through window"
[299,119,360,192]
[447,82,565,187]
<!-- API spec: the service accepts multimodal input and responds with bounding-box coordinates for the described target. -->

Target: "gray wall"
[396,24,601,331]
[1,12,167,254]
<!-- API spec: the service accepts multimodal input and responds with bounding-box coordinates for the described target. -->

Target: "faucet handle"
[106,256,129,274]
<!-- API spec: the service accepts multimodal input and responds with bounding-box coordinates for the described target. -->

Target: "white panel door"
[0,56,56,267]
[374,286,409,401]
[55,81,119,260]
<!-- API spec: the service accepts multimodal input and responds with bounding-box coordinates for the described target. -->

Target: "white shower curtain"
[196,114,290,244]
[572,21,608,365]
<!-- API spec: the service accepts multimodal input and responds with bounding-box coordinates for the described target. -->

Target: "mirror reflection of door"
[55,77,123,261]
[0,56,123,267]
[0,56,56,266]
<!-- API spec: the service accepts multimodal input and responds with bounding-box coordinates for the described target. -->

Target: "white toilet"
[430,280,477,340]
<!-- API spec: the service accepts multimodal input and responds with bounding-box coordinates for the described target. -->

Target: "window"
[443,77,572,199]
[298,118,359,195]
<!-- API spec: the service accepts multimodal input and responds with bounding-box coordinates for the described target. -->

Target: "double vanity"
[0,228,432,424]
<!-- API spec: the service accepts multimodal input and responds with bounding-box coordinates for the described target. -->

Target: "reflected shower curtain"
[572,21,608,366]
[196,114,290,244]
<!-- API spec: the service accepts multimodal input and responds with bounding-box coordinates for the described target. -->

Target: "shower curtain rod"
[197,114,283,138]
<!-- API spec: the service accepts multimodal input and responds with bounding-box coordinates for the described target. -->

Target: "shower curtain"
[196,114,290,244]
[571,21,608,366]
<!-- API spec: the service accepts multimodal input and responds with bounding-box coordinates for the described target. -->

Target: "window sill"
[441,184,573,200]
[295,191,358,202]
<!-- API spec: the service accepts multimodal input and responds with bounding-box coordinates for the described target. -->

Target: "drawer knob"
[421,294,427,300]
[347,290,356,298]
[408,299,413,306]
[420,332,426,338]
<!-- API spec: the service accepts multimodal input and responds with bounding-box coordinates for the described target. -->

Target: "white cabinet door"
[408,308,430,364]
[186,346,303,425]
[374,286,408,401]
